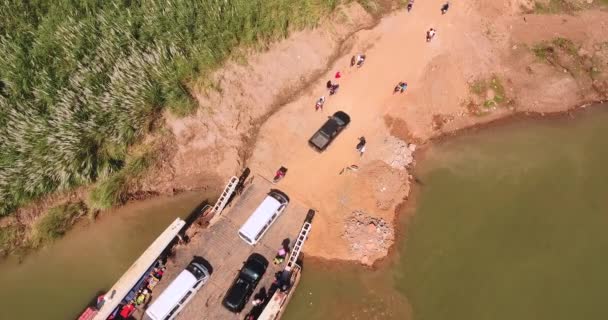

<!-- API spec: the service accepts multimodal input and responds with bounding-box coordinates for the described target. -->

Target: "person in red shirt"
[154,267,165,279]
[119,303,135,319]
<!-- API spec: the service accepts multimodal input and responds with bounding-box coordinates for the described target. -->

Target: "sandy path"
[248,0,463,261]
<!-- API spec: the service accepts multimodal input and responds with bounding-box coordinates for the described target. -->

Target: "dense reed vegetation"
[29,201,87,247]
[0,0,345,216]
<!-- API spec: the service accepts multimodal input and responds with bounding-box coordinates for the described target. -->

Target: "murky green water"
[0,192,207,320]
[285,106,608,320]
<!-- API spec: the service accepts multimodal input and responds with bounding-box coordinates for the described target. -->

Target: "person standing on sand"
[441,2,450,14]
[329,83,340,95]
[356,54,366,67]
[351,54,366,67]
[326,80,339,95]
[356,137,366,156]
[426,28,436,42]
[315,96,325,111]
[394,82,408,93]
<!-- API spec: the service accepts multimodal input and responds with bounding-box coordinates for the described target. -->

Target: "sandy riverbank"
[232,0,608,264]
[5,0,608,263]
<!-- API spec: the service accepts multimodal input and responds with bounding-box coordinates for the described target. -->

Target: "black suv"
[308,111,351,151]
[222,253,269,312]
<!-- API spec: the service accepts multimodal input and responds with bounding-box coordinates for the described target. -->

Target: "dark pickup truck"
[308,111,351,151]
[222,253,268,313]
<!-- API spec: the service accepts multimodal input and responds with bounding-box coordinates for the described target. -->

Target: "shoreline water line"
[283,104,608,319]
[3,102,606,266]
[0,191,213,320]
[297,101,608,269]
[0,103,605,320]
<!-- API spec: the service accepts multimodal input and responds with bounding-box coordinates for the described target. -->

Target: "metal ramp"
[210,176,239,216]
[257,210,315,320]
[285,209,315,271]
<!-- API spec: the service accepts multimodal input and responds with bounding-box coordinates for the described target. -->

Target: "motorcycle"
[273,166,288,183]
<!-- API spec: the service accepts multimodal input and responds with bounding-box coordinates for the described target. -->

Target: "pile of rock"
[375,136,415,170]
[342,210,394,265]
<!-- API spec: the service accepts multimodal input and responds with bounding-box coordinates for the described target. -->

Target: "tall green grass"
[89,150,152,209]
[29,201,87,247]
[0,0,349,216]
[0,225,21,255]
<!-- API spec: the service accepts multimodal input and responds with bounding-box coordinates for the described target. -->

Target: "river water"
[1,106,607,320]
[0,192,207,320]
[284,105,608,320]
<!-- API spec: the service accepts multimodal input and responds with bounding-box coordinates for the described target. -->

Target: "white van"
[145,260,210,320]
[238,190,290,245]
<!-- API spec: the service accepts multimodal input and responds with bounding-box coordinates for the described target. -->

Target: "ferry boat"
[256,210,314,320]
[77,218,186,320]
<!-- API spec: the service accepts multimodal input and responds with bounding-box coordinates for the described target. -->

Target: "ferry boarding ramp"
[147,175,310,320]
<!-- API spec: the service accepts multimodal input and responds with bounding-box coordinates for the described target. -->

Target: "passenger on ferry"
[154,267,166,280]
[118,302,135,319]
[273,247,287,265]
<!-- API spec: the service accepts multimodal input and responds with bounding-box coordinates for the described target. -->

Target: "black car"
[222,253,269,312]
[308,111,351,151]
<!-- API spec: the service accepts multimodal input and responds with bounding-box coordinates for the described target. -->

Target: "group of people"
[394,81,408,93]
[408,1,449,14]
[313,2,454,158]
[313,54,411,159]
[315,54,365,111]
[244,269,294,320]
[112,260,167,320]
[424,2,450,42]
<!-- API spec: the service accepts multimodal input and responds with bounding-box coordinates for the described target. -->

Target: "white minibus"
[238,190,289,245]
[145,260,210,320]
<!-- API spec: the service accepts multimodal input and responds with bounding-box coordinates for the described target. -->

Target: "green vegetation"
[356,0,380,13]
[0,225,21,255]
[89,150,152,209]
[0,0,356,217]
[29,202,87,247]
[531,37,608,81]
[533,37,578,60]
[469,75,507,112]
[489,77,506,104]
[470,80,487,95]
[533,0,607,12]
[533,0,579,13]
